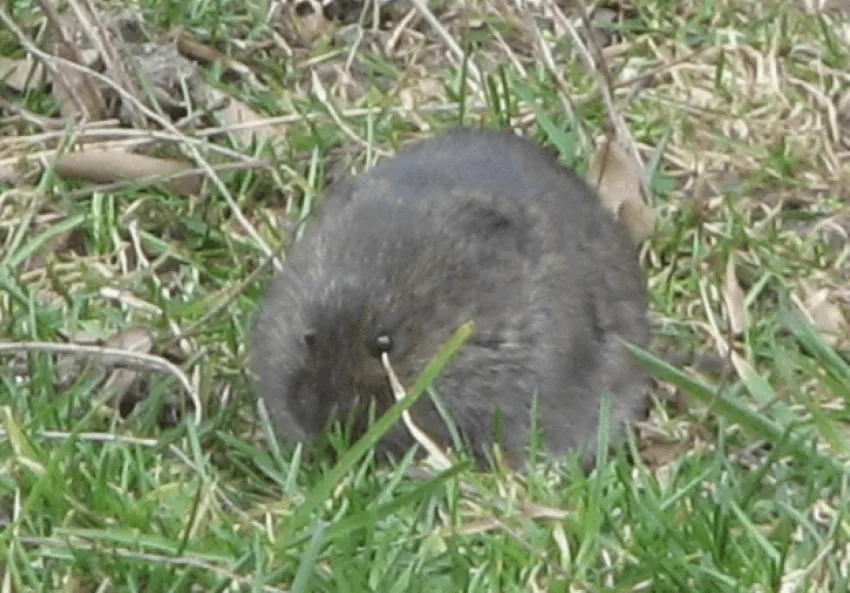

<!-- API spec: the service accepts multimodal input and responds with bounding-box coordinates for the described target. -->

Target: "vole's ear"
[448,189,539,257]
[303,329,317,350]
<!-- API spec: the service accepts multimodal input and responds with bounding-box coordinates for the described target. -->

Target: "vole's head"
[251,202,457,451]
[254,273,428,446]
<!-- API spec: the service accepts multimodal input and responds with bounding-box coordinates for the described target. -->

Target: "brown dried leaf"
[206,86,287,151]
[639,438,683,468]
[619,198,657,243]
[799,285,848,348]
[54,151,203,195]
[723,253,747,336]
[587,137,656,242]
[0,56,46,92]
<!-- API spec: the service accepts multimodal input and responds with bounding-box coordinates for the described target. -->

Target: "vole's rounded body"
[252,128,650,468]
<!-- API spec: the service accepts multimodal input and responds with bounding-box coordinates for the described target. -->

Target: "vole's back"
[330,129,643,312]
[379,129,650,461]
[253,128,650,468]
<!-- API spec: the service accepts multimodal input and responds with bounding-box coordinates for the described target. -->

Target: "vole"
[251,128,651,469]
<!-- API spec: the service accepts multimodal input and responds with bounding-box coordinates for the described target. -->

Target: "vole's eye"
[369,333,393,358]
[303,329,317,349]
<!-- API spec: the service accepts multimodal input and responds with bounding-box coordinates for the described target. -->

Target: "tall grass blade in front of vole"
[290,522,326,593]
[283,322,475,541]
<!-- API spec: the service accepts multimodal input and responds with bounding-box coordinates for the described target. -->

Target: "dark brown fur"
[251,128,651,468]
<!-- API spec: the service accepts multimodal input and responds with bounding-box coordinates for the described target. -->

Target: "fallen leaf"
[587,137,656,242]
[619,197,657,243]
[53,151,203,195]
[206,86,287,151]
[799,285,848,348]
[0,56,46,92]
[723,253,747,336]
[639,438,684,468]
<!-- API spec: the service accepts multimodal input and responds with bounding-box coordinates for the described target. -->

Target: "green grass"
[3,0,850,590]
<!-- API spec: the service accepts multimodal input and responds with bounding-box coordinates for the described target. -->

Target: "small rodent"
[251,128,651,469]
